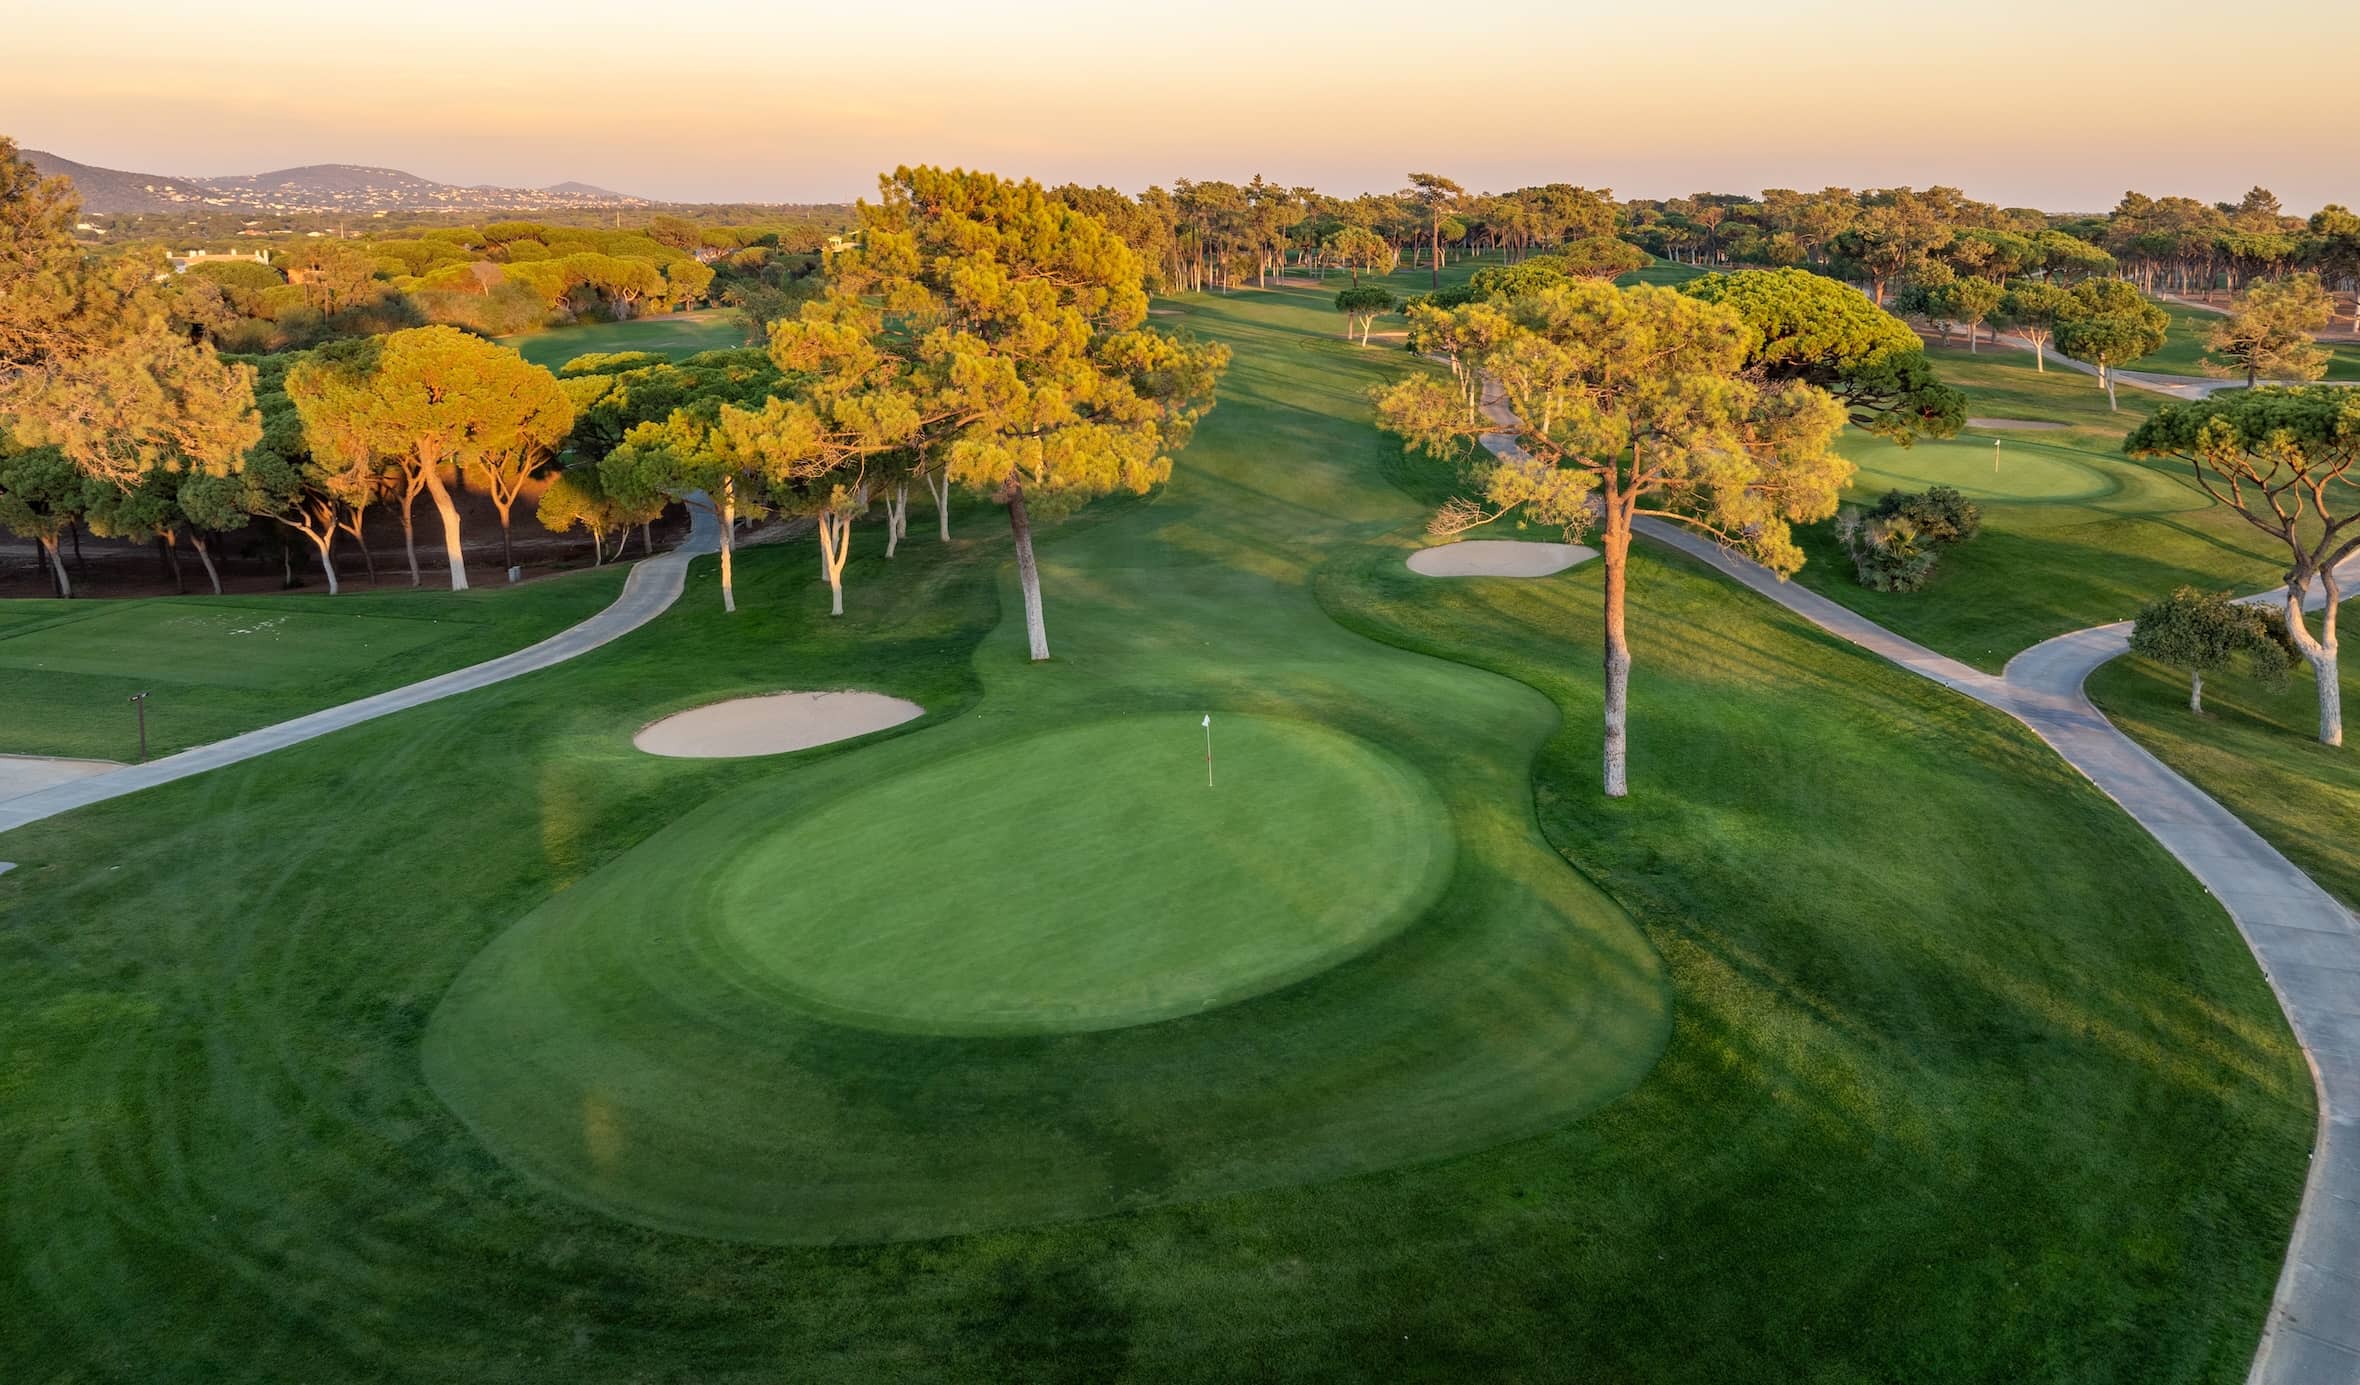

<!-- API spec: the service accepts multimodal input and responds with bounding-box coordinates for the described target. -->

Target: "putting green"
[716,715,1452,1034]
[1841,435,2116,503]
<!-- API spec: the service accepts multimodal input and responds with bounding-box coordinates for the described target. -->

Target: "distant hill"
[542,180,639,199]
[24,149,656,216]
[208,163,453,198]
[23,149,214,214]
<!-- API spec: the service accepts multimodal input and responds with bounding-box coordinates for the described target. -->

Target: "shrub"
[1837,486,1980,592]
[1835,509,1941,591]
[1872,484,1981,546]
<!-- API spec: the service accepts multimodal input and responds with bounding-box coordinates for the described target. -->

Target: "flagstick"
[1205,716,1214,788]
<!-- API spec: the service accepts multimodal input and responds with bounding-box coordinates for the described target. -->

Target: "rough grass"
[2089,618,2360,912]
[0,278,2311,1382]
[1788,345,2286,670]
[0,567,629,759]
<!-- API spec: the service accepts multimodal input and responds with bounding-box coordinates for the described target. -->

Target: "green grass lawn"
[2090,618,2360,912]
[0,280,2308,1381]
[2132,299,2360,381]
[1787,345,2288,670]
[0,569,630,759]
[505,308,750,371]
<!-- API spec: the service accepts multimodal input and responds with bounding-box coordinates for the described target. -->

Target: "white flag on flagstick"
[1202,714,1211,727]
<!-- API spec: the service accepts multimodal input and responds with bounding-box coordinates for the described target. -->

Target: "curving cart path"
[1639,517,2360,1384]
[0,502,718,838]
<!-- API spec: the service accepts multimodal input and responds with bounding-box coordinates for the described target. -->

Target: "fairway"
[0,600,447,685]
[0,573,629,759]
[505,309,749,370]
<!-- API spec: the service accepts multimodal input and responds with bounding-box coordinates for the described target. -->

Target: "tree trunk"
[2033,337,2045,372]
[884,480,908,558]
[1007,483,1050,661]
[2189,669,2204,714]
[419,463,468,590]
[2102,365,2119,412]
[2285,573,2344,746]
[352,524,379,585]
[161,535,185,593]
[817,508,849,616]
[927,468,952,541]
[69,522,87,578]
[398,486,421,586]
[190,533,223,595]
[1600,522,1632,798]
[41,535,71,597]
[718,478,737,614]
[497,506,515,572]
[1967,322,1978,353]
[315,542,340,595]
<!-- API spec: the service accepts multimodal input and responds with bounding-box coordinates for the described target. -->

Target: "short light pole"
[129,691,150,763]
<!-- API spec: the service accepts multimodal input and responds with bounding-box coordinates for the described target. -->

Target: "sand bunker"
[1966,417,2071,431]
[1408,541,1598,578]
[634,691,923,758]
[0,754,121,805]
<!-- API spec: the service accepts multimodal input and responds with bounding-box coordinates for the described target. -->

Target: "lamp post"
[129,691,150,763]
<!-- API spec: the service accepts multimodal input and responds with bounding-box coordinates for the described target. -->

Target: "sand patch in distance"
[634,690,923,758]
[1407,541,1598,578]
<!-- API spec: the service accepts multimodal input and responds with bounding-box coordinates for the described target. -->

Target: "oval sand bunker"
[634,691,923,758]
[1408,540,1597,578]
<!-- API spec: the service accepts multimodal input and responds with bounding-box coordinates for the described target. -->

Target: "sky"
[6,0,2357,214]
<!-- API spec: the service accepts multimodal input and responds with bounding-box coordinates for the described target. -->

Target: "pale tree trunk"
[1600,517,1632,798]
[295,527,340,595]
[718,477,737,614]
[2032,336,2046,372]
[2189,669,2205,714]
[419,461,469,590]
[190,533,223,595]
[2285,571,2343,746]
[2102,365,2119,412]
[40,535,71,597]
[816,507,851,616]
[1007,483,1050,661]
[926,468,952,541]
[884,480,909,558]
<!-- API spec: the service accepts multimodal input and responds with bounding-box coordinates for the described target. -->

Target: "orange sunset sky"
[5,0,2356,211]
